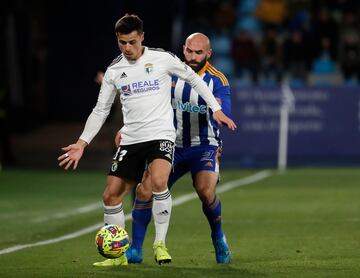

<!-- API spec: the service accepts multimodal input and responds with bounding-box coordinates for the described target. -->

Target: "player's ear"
[207,48,212,59]
[140,32,145,42]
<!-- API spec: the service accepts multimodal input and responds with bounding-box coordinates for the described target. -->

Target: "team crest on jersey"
[144,63,153,74]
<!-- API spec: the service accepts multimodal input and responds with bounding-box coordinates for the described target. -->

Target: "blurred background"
[1,0,360,170]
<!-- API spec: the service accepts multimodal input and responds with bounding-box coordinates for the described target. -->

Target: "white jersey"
[79,47,221,145]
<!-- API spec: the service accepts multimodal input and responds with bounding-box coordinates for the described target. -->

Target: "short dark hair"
[115,14,143,34]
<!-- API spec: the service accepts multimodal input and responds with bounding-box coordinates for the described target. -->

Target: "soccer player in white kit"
[57,14,236,267]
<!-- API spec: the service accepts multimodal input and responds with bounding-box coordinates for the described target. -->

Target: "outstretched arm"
[212,82,235,129]
[187,73,236,130]
[213,110,237,130]
[58,139,88,170]
[57,70,116,170]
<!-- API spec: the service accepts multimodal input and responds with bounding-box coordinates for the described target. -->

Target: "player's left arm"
[167,54,236,130]
[213,83,231,118]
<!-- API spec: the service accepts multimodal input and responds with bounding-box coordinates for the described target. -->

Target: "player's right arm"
[58,139,88,170]
[79,71,117,144]
[58,70,117,170]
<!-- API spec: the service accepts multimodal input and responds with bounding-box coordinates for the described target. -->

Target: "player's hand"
[115,130,122,147]
[57,140,87,170]
[213,110,237,130]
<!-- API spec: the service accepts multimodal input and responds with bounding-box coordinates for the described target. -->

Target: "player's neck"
[197,61,209,76]
[128,47,145,63]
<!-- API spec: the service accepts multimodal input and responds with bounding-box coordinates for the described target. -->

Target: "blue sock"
[202,195,224,241]
[131,199,152,250]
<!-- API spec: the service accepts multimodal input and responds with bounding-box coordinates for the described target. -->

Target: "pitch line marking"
[31,202,103,223]
[0,170,272,256]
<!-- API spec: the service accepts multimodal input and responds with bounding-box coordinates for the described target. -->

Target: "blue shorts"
[168,145,221,188]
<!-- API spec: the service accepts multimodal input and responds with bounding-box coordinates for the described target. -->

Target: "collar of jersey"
[197,61,210,76]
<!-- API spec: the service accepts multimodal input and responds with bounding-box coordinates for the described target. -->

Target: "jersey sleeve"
[167,55,221,112]
[79,70,117,144]
[213,79,231,117]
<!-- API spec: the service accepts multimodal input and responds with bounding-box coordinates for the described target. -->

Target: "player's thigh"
[189,145,221,201]
[147,158,172,190]
[194,170,219,197]
[189,145,221,179]
[103,175,136,205]
[146,140,175,190]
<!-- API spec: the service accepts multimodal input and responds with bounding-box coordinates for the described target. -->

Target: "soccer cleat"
[213,236,231,264]
[93,253,128,267]
[153,240,172,265]
[126,246,143,263]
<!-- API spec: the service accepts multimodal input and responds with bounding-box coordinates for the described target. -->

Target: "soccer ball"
[95,224,129,258]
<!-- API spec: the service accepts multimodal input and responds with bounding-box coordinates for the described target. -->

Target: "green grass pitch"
[0,168,359,277]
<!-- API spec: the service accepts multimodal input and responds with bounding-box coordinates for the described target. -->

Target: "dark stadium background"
[1,0,360,169]
[1,0,181,169]
[1,0,178,123]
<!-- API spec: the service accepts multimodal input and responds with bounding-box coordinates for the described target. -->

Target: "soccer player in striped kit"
[124,32,233,264]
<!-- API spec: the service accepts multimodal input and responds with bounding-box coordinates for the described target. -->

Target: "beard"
[185,57,208,73]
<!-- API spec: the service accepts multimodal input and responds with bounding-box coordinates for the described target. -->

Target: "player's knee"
[198,187,215,206]
[102,190,119,206]
[151,174,169,192]
[102,192,112,205]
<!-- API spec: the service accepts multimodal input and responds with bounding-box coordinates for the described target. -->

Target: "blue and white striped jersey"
[171,61,231,148]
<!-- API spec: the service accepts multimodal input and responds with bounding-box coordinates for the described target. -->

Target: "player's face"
[116,31,144,61]
[183,40,211,72]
